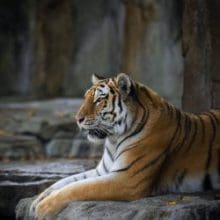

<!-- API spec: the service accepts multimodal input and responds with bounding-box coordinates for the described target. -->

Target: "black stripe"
[204,113,217,169]
[113,154,145,172]
[165,103,174,118]
[172,113,187,154]
[102,159,108,173]
[102,100,107,109]
[169,108,182,152]
[117,95,123,113]
[185,118,198,153]
[96,169,101,176]
[105,146,114,162]
[130,174,152,189]
[175,108,181,126]
[110,95,116,113]
[82,173,87,179]
[97,88,103,93]
[140,87,157,107]
[175,169,187,190]
[117,119,122,125]
[102,95,116,120]
[202,173,213,191]
[111,78,117,84]
[109,85,115,95]
[116,144,141,160]
[123,113,128,132]
[124,121,128,133]
[208,111,219,125]
[198,115,205,143]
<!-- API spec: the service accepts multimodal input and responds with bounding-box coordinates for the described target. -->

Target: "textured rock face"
[0,99,102,161]
[0,159,97,219]
[0,135,43,160]
[182,0,220,112]
[0,0,183,107]
[16,193,220,220]
[122,0,183,107]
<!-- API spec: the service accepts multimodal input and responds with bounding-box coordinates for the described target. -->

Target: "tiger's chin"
[87,134,106,144]
[87,129,107,144]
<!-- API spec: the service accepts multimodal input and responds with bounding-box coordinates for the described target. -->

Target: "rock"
[0,99,102,160]
[16,192,220,220]
[53,131,74,139]
[182,0,212,113]
[0,0,184,107]
[0,98,82,140]
[0,134,43,161]
[182,0,220,112]
[121,0,183,107]
[0,159,97,219]
[70,139,103,158]
[45,129,103,159]
[46,139,73,158]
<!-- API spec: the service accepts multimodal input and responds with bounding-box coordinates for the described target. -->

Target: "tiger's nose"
[75,115,85,124]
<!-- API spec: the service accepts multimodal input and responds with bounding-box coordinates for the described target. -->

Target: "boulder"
[0,99,82,139]
[0,159,97,219]
[0,99,103,160]
[16,192,220,220]
[0,134,43,161]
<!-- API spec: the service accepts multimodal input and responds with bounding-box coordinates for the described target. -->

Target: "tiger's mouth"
[88,129,107,139]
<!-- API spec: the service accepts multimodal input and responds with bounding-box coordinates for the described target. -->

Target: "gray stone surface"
[0,0,183,107]
[46,139,73,158]
[0,98,82,138]
[16,192,220,220]
[0,98,103,160]
[0,134,43,160]
[70,139,103,158]
[0,159,97,219]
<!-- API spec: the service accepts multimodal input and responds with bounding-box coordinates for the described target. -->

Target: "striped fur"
[30,73,220,219]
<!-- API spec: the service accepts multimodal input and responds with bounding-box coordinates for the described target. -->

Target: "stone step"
[0,159,97,219]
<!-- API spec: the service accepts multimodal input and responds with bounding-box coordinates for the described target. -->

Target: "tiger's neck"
[106,100,185,161]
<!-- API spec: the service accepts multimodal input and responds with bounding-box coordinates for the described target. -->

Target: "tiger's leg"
[29,169,97,218]
[33,173,133,219]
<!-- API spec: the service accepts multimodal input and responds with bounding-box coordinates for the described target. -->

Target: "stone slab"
[16,192,220,220]
[0,159,97,219]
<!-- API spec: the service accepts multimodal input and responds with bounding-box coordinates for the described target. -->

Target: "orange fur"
[30,73,220,219]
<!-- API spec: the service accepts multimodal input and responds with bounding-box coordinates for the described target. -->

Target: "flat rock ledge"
[0,159,97,219]
[16,192,220,220]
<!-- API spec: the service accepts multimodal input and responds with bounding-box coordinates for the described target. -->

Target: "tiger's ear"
[91,74,105,84]
[117,73,132,99]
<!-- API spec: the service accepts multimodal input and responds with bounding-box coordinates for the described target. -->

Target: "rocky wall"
[0,0,183,107]
[182,0,220,112]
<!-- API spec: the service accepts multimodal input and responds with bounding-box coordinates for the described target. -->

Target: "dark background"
[0,0,219,111]
[0,1,220,219]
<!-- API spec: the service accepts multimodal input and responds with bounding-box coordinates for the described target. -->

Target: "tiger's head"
[75,73,162,144]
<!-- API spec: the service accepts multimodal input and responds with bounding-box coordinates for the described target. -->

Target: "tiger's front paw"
[32,191,66,220]
[29,189,54,220]
[29,199,38,220]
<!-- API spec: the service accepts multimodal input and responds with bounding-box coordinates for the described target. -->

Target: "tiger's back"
[153,108,220,194]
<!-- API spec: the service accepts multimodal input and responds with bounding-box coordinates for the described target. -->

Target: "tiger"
[30,73,220,219]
